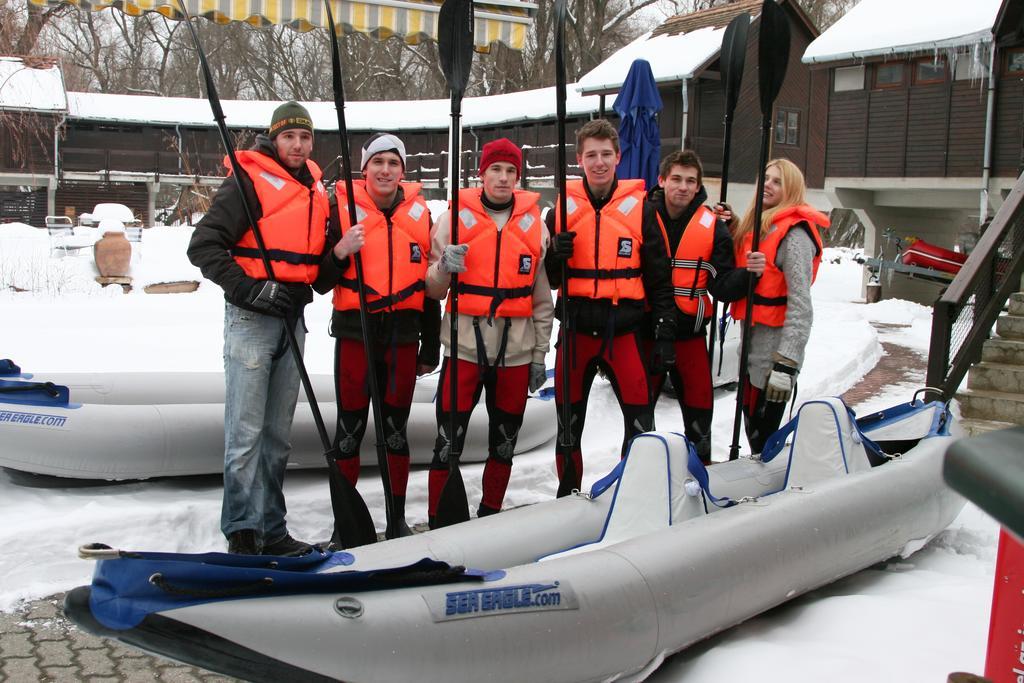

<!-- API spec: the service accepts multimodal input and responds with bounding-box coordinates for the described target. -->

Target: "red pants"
[554,330,652,491]
[428,358,529,519]
[646,335,714,463]
[333,338,417,501]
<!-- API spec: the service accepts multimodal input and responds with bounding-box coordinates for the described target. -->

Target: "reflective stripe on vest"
[730,204,829,327]
[229,151,328,284]
[332,181,431,313]
[558,179,646,304]
[657,205,718,332]
[450,188,543,320]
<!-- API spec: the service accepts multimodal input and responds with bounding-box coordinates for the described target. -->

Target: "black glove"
[550,231,576,262]
[650,339,676,374]
[243,279,293,318]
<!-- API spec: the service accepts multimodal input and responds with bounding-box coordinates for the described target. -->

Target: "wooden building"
[803,0,1021,303]
[576,0,827,211]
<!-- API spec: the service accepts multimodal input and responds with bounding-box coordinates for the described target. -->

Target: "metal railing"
[926,171,1024,399]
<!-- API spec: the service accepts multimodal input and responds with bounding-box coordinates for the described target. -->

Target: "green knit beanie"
[269,101,313,139]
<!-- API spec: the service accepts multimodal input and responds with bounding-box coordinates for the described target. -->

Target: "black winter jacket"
[646,185,752,339]
[312,186,441,369]
[544,178,676,339]
[186,135,319,318]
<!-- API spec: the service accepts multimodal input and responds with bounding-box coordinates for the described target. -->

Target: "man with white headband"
[314,132,441,538]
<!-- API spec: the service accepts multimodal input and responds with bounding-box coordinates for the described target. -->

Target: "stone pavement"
[0,326,927,683]
[0,593,235,682]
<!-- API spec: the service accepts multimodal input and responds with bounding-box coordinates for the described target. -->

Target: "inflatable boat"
[901,237,966,275]
[0,365,555,481]
[64,392,964,682]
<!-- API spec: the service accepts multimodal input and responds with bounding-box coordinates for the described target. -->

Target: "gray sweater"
[745,227,816,389]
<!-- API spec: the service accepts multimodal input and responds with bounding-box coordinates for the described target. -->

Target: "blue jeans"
[221,303,305,544]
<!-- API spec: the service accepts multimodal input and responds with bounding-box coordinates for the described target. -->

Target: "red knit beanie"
[479,138,522,179]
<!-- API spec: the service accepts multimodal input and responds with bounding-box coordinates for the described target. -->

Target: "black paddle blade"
[327,465,378,548]
[757,0,790,117]
[438,0,475,99]
[434,467,470,528]
[554,0,567,122]
[720,11,751,115]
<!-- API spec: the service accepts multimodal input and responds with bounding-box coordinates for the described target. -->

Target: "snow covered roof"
[576,27,732,95]
[576,0,763,96]
[803,0,1002,64]
[65,85,600,131]
[0,57,67,113]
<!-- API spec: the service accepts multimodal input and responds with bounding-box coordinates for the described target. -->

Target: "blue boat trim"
[0,379,72,407]
[89,552,489,630]
[0,359,22,376]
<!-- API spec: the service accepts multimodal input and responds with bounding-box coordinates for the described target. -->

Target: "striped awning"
[27,0,535,51]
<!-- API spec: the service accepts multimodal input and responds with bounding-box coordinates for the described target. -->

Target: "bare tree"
[14,0,857,102]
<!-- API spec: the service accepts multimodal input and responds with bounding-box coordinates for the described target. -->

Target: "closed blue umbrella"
[613,59,663,190]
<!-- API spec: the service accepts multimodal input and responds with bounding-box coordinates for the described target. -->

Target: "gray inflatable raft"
[0,372,554,480]
[64,395,964,682]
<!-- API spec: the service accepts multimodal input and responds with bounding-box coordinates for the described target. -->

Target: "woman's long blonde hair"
[732,158,807,245]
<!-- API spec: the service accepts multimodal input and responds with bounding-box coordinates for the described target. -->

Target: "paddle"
[707,11,751,370]
[728,0,791,461]
[322,0,406,540]
[434,0,475,528]
[177,1,378,548]
[553,0,577,499]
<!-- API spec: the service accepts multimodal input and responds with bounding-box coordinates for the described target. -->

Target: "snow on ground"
[0,225,999,680]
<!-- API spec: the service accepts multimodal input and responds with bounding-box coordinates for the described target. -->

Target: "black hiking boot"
[261,533,313,557]
[385,495,413,538]
[476,504,500,518]
[227,529,260,555]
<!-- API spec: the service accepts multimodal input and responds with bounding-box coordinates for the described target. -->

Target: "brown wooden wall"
[824,55,1022,179]
[993,68,1024,176]
[666,5,827,189]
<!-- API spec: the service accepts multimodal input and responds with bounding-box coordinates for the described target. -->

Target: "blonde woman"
[725,158,830,453]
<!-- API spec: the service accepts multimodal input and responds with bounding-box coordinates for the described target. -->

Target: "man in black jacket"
[187,101,327,557]
[645,150,764,463]
[545,119,676,491]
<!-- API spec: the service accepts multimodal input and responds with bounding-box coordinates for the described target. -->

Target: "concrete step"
[982,336,1024,365]
[1010,292,1024,317]
[968,361,1024,393]
[996,313,1024,341]
[959,417,1018,437]
[956,387,1024,424]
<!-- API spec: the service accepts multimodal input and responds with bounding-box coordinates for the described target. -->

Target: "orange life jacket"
[229,151,328,284]
[332,181,431,313]
[731,205,830,327]
[450,188,543,320]
[557,179,646,304]
[657,204,718,329]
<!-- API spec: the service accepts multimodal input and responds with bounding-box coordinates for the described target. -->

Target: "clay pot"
[94,231,132,277]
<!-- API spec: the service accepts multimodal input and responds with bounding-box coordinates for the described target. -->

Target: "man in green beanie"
[188,100,349,557]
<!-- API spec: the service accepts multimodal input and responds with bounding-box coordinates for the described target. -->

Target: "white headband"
[360,133,407,170]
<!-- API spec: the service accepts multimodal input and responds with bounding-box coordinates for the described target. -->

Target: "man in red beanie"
[425,137,553,527]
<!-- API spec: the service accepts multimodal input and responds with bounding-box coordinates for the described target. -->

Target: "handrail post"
[927,299,953,399]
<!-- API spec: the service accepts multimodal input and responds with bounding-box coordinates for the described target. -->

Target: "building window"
[914,57,947,85]
[1007,48,1024,75]
[774,109,799,146]
[874,62,904,88]
[834,65,865,91]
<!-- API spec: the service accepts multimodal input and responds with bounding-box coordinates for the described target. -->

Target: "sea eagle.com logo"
[429,581,578,621]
